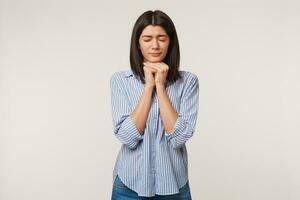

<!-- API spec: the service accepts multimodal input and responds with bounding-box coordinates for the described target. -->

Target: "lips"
[150,53,161,57]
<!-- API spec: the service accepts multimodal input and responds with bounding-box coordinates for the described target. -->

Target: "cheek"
[144,43,152,49]
[161,41,170,48]
[140,45,151,53]
[140,47,150,56]
[161,44,170,53]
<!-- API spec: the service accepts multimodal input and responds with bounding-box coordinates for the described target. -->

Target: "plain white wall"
[0,0,299,199]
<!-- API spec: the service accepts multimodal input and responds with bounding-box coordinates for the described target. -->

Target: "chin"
[148,58,163,63]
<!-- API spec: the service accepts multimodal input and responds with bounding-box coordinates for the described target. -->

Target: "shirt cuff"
[165,114,186,141]
[123,115,144,141]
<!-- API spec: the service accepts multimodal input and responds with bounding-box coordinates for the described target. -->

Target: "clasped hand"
[143,62,169,88]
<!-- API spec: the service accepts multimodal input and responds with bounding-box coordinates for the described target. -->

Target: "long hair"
[129,10,182,85]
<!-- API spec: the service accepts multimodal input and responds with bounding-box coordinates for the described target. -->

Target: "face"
[138,25,170,63]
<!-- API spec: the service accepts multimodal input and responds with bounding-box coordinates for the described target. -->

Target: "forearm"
[156,85,178,134]
[130,85,154,134]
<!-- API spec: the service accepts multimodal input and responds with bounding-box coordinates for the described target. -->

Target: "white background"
[0,0,299,199]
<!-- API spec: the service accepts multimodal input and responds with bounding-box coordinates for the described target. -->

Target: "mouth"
[149,53,161,57]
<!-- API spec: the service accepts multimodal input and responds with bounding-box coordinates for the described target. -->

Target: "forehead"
[141,25,168,36]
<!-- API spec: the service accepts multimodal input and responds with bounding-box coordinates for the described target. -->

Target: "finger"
[146,62,165,72]
[155,65,164,72]
[159,62,169,71]
[153,62,169,71]
[150,65,163,73]
[146,65,159,72]
[143,62,151,66]
[144,65,157,73]
[155,63,168,72]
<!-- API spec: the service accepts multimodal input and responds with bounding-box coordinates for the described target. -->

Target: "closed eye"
[143,39,167,42]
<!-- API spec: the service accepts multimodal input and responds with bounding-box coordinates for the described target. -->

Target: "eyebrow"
[141,34,168,38]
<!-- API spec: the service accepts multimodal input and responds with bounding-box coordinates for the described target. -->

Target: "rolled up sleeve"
[110,73,143,149]
[165,75,199,149]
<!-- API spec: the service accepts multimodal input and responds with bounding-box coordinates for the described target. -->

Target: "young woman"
[110,10,199,199]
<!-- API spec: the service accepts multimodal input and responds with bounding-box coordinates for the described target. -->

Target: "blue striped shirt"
[110,68,199,197]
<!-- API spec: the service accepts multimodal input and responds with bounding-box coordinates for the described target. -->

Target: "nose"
[151,39,159,49]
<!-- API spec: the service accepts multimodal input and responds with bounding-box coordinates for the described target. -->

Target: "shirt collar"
[124,69,133,78]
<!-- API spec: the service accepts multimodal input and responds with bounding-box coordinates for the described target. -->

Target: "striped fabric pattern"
[110,68,199,197]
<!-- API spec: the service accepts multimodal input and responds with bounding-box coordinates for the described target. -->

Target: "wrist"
[156,84,165,90]
[144,84,155,90]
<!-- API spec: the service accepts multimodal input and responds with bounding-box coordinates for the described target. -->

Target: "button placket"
[151,91,158,177]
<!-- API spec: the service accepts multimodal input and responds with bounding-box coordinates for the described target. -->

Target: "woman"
[110,10,199,199]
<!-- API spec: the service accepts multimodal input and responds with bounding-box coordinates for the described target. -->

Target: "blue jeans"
[111,175,192,200]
